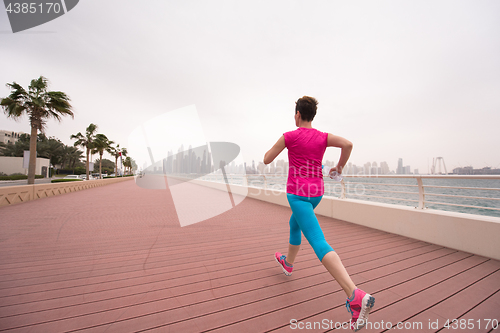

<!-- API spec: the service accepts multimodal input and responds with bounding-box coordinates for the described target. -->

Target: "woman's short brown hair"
[295,96,318,122]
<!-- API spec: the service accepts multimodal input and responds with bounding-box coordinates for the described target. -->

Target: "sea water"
[240,175,500,218]
[327,177,500,218]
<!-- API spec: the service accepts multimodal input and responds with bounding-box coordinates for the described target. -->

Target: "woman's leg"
[286,196,375,331]
[287,214,302,264]
[287,244,301,264]
[322,251,356,297]
[287,193,356,297]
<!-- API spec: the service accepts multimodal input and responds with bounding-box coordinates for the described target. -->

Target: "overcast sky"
[1,0,499,174]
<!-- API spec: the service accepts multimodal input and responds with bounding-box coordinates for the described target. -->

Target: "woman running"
[263,96,375,332]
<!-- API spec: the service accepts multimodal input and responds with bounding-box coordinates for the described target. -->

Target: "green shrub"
[103,174,135,178]
[51,179,83,183]
[0,175,23,180]
[0,174,44,180]
[57,167,87,175]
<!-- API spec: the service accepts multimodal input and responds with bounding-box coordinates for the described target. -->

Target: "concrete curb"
[0,177,133,207]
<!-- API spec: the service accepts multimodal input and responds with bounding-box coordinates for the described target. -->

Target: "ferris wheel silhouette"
[431,157,447,174]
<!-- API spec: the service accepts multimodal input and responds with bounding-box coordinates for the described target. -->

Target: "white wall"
[0,156,50,176]
[186,178,500,261]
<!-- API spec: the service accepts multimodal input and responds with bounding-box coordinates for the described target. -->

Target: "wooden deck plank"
[449,290,500,332]
[0,232,425,309]
[402,269,500,333]
[0,240,440,330]
[0,239,420,330]
[365,259,499,330]
[0,239,439,324]
[77,249,467,332]
[0,231,401,289]
[202,250,479,333]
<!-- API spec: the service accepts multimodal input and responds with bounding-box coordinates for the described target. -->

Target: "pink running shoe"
[275,252,293,276]
[346,288,375,331]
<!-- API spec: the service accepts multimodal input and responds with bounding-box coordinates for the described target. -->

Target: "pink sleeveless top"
[284,127,328,197]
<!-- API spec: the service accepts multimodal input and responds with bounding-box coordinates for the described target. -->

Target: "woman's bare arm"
[264,135,286,165]
[327,133,353,173]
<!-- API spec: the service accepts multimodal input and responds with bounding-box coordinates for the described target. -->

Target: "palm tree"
[124,156,132,175]
[108,144,127,176]
[119,148,128,176]
[1,76,73,184]
[91,134,113,179]
[68,147,84,170]
[59,145,72,170]
[37,136,64,173]
[59,145,82,170]
[70,123,98,180]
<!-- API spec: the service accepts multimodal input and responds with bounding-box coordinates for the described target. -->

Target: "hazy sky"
[1,0,499,174]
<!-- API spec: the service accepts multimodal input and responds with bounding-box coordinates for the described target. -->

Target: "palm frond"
[71,132,88,148]
[29,76,48,92]
[1,97,27,118]
[92,134,112,154]
[86,123,98,137]
[46,91,73,116]
[2,76,73,133]
[70,132,84,140]
[5,82,27,98]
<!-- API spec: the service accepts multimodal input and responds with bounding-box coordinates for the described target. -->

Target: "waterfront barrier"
[0,177,133,207]
[179,175,500,261]
[218,174,500,215]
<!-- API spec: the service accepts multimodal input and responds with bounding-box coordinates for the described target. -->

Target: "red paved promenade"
[0,179,499,332]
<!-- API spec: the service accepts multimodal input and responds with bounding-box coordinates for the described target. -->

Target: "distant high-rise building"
[453,166,473,175]
[257,162,266,174]
[346,162,353,175]
[397,158,403,174]
[276,159,286,175]
[452,166,500,175]
[380,161,390,174]
[405,165,411,174]
[351,164,362,175]
[166,150,173,173]
[364,162,371,175]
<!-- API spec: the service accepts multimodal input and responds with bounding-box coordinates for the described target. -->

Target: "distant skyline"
[0,127,491,176]
[1,1,499,175]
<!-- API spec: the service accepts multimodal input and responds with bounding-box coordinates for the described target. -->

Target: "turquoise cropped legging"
[287,193,334,261]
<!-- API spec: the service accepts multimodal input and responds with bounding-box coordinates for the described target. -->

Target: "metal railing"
[340,175,500,212]
[197,173,500,216]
